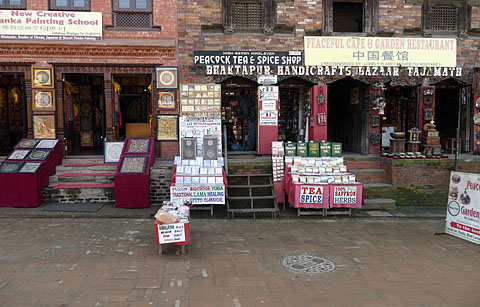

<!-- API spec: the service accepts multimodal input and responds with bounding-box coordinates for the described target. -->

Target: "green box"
[331,142,342,157]
[296,142,308,157]
[284,142,297,156]
[308,142,320,157]
[320,142,331,157]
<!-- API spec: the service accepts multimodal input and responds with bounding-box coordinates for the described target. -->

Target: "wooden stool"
[407,142,420,152]
[391,139,406,153]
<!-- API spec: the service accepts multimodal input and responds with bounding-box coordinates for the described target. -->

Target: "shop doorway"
[63,74,105,156]
[113,74,152,139]
[327,78,366,153]
[221,77,257,152]
[277,77,313,142]
[0,74,26,156]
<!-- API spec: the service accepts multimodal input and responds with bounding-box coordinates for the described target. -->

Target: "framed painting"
[32,114,56,139]
[157,114,178,141]
[15,139,39,149]
[104,141,125,163]
[0,161,24,173]
[33,89,55,112]
[125,138,151,154]
[157,91,176,109]
[156,67,178,89]
[26,150,52,161]
[36,139,59,149]
[118,156,148,174]
[32,67,54,88]
[19,162,43,173]
[80,131,93,147]
[7,149,30,160]
[80,116,92,131]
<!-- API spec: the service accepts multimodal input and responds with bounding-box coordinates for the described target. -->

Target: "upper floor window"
[50,0,90,11]
[323,0,377,34]
[422,0,470,36]
[0,0,26,9]
[113,0,153,29]
[223,0,275,34]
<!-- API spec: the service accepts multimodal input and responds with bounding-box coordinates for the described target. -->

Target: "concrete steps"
[350,168,386,184]
[363,198,397,210]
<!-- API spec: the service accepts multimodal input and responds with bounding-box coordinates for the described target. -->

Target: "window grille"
[114,12,152,29]
[232,1,264,29]
[429,5,458,31]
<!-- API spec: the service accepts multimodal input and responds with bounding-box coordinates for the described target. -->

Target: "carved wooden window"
[323,0,378,34]
[50,0,90,11]
[422,0,469,34]
[224,0,275,34]
[0,0,26,9]
[113,0,153,29]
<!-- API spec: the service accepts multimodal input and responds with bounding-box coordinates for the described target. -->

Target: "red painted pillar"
[473,74,480,152]
[309,85,328,142]
[368,78,382,154]
[419,86,435,133]
[257,86,279,155]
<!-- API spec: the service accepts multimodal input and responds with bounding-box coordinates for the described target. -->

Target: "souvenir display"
[36,139,59,149]
[156,67,178,89]
[104,141,124,163]
[159,201,190,224]
[285,156,356,184]
[15,139,39,149]
[7,149,30,160]
[26,150,51,161]
[118,156,148,174]
[19,162,43,173]
[0,161,24,173]
[33,114,56,139]
[157,115,178,141]
[32,67,53,88]
[126,138,151,154]
[33,89,55,112]
[157,91,176,109]
[174,156,224,187]
[179,83,221,116]
[179,117,222,158]
[272,142,284,182]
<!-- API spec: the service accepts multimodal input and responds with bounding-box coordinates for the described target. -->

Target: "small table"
[391,139,406,153]
[445,138,462,154]
[407,141,420,152]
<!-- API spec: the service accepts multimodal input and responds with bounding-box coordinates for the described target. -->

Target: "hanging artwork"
[157,91,176,109]
[118,156,148,174]
[157,114,178,141]
[15,139,39,149]
[79,85,91,100]
[156,67,178,89]
[36,139,59,149]
[370,114,380,127]
[80,116,92,131]
[33,114,56,139]
[125,138,151,154]
[80,131,93,147]
[32,67,54,88]
[33,89,55,112]
[26,150,52,161]
[19,162,43,173]
[423,108,434,121]
[80,101,92,116]
[0,161,24,173]
[104,141,125,163]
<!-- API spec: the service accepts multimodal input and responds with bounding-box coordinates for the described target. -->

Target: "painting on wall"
[156,67,178,89]
[157,91,176,109]
[33,89,55,112]
[157,114,178,141]
[32,114,56,139]
[32,67,54,88]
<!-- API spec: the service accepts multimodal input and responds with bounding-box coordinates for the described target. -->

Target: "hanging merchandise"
[317,113,327,125]
[474,113,480,125]
[317,93,326,105]
[113,81,122,127]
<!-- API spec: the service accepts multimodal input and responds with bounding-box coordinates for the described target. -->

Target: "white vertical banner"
[445,171,480,244]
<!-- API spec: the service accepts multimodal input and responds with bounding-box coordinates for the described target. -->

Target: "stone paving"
[0,218,479,306]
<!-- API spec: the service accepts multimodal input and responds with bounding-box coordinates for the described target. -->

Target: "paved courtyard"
[0,217,479,306]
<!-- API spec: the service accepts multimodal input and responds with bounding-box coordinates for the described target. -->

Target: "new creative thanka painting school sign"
[446,172,480,244]
[300,185,324,203]
[0,10,102,40]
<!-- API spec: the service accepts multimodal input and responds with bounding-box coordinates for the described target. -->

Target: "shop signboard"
[304,36,456,67]
[170,185,225,205]
[0,10,102,40]
[259,86,278,101]
[332,186,357,204]
[194,50,302,66]
[445,172,480,244]
[258,75,278,85]
[300,185,324,203]
[259,110,278,125]
[261,100,277,111]
[157,223,186,244]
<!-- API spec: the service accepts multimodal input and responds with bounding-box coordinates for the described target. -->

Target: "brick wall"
[150,164,174,203]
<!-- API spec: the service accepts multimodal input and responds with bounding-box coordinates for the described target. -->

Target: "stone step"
[56,164,117,174]
[350,168,386,184]
[344,160,381,169]
[43,183,115,204]
[363,198,396,209]
[363,183,393,188]
[61,156,105,164]
[50,173,115,185]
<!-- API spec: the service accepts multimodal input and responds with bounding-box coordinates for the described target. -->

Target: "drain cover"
[280,254,336,274]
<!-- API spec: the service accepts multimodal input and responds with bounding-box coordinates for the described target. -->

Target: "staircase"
[226,173,279,219]
[43,156,117,204]
[345,155,396,209]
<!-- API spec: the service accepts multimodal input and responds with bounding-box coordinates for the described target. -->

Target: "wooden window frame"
[113,0,152,13]
[323,0,378,35]
[223,0,276,34]
[49,0,91,11]
[0,0,26,9]
[422,0,470,37]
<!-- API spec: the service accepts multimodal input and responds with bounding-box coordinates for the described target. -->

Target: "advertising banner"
[445,172,480,244]
[259,110,278,125]
[259,86,278,101]
[194,50,302,66]
[157,223,186,244]
[170,185,225,205]
[304,36,456,67]
[0,10,102,41]
[300,185,324,204]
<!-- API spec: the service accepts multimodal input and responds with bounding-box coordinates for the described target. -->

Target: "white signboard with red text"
[445,172,480,244]
[257,86,279,154]
[0,10,102,40]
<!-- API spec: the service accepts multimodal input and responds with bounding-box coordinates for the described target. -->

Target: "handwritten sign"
[157,223,186,244]
[170,185,225,205]
[300,185,323,204]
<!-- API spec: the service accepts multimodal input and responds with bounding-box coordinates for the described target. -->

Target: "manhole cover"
[280,254,336,274]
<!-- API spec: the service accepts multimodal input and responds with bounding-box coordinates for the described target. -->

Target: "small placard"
[157,223,186,244]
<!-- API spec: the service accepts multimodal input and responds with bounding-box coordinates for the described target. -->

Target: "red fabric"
[154,220,190,246]
[115,155,151,208]
[0,165,49,207]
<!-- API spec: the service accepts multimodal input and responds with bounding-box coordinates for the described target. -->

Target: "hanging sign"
[157,223,186,244]
[262,100,277,111]
[258,75,278,85]
[445,172,480,244]
[300,185,324,203]
[259,110,278,126]
[259,86,278,101]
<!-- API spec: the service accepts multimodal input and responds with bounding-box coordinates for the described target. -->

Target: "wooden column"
[104,72,114,140]
[368,77,382,154]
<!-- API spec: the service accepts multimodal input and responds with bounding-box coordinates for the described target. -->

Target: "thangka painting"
[156,67,178,89]
[19,162,43,173]
[126,138,151,154]
[118,156,148,174]
[26,150,51,161]
[157,114,178,141]
[157,91,176,109]
[80,131,93,147]
[15,139,39,149]
[36,139,59,149]
[33,114,56,139]
[32,67,53,88]
[0,161,24,173]
[33,89,55,112]
[7,149,30,160]
[104,141,124,163]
